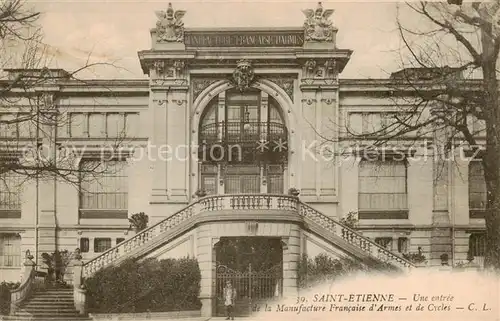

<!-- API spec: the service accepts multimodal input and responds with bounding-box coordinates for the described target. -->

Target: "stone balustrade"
[80,194,414,280]
[10,256,36,314]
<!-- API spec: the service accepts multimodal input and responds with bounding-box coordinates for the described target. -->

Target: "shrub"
[84,257,201,313]
[0,282,20,315]
[41,250,73,285]
[340,211,359,229]
[128,212,149,232]
[402,247,427,264]
[297,254,367,288]
[297,253,399,289]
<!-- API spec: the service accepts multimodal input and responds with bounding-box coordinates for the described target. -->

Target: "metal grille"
[216,264,282,316]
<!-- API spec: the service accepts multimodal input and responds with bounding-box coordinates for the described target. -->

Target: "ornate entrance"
[215,237,283,316]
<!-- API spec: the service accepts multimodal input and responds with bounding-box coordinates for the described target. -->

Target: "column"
[38,94,57,265]
[318,90,337,199]
[282,225,301,298]
[167,90,189,202]
[197,225,214,317]
[149,89,169,203]
[339,156,359,217]
[299,90,318,198]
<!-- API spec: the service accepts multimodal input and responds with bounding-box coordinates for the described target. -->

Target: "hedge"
[297,253,398,288]
[84,257,201,313]
[0,282,20,315]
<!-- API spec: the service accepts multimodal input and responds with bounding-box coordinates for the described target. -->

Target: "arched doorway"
[215,237,283,316]
[198,88,288,195]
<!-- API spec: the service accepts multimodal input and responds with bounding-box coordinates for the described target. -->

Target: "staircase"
[81,195,415,278]
[4,288,91,321]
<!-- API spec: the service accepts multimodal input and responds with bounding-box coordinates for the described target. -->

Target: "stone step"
[14,311,82,317]
[18,307,77,313]
[2,317,91,321]
[21,304,75,309]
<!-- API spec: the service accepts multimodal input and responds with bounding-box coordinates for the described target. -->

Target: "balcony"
[199,121,288,163]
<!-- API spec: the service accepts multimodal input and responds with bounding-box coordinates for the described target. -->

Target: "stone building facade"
[0,2,486,316]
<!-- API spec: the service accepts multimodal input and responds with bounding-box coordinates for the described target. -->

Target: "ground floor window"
[0,234,21,267]
[468,233,486,257]
[397,237,408,253]
[94,238,112,253]
[374,237,393,250]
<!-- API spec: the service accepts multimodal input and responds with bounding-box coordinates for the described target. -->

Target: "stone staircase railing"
[80,194,414,279]
[299,203,414,270]
[81,201,199,278]
[10,255,37,314]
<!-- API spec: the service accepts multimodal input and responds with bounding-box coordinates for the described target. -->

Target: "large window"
[469,161,486,211]
[79,160,128,217]
[0,170,22,215]
[0,234,21,267]
[358,159,408,218]
[198,89,287,195]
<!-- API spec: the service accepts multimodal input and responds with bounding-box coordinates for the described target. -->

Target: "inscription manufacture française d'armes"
[184,32,306,47]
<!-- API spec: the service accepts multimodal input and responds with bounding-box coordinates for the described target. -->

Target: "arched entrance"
[197,88,289,196]
[215,237,283,316]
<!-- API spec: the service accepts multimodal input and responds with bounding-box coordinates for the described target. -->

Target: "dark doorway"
[215,237,283,316]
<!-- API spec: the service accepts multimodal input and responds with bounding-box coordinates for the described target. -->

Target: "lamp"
[243,105,251,131]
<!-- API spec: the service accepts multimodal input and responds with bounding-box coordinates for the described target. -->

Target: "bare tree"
[0,0,132,197]
[327,2,500,270]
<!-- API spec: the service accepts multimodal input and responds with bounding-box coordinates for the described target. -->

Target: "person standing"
[223,280,237,320]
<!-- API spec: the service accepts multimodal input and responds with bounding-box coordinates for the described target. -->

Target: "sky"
[28,1,417,79]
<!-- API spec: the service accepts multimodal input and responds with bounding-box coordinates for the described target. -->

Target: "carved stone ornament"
[151,59,187,79]
[155,3,186,43]
[268,77,294,102]
[302,2,335,42]
[232,60,255,92]
[192,78,221,101]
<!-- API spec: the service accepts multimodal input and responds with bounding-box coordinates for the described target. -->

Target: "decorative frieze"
[301,58,338,80]
[150,59,188,79]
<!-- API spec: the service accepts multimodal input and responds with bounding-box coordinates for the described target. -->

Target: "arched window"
[198,89,287,195]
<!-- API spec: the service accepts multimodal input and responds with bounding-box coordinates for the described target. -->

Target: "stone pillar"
[339,156,359,217]
[282,225,301,299]
[149,89,169,204]
[167,89,189,202]
[71,249,83,289]
[196,225,214,317]
[299,89,318,199]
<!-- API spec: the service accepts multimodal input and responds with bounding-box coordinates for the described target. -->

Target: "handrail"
[81,194,414,278]
[82,201,199,278]
[299,202,415,269]
[10,267,35,314]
